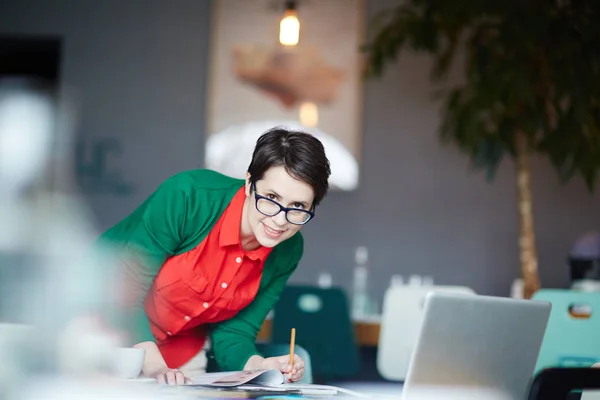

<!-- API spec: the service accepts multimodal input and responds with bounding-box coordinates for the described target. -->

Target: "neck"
[240,198,260,251]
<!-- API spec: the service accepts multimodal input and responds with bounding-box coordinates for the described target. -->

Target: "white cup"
[112,347,145,379]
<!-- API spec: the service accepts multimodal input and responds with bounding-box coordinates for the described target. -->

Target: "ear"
[245,172,251,197]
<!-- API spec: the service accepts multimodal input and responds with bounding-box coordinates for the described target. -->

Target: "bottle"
[510,278,524,299]
[352,246,369,319]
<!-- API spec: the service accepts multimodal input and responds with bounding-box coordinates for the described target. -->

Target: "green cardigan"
[98,169,303,371]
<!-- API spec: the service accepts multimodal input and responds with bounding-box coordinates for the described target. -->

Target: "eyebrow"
[265,189,309,207]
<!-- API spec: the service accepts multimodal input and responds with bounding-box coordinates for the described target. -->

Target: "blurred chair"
[377,285,476,381]
[255,342,312,384]
[271,285,360,382]
[533,289,600,374]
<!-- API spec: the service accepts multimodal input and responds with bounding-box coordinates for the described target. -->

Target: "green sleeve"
[210,234,303,371]
[100,174,191,345]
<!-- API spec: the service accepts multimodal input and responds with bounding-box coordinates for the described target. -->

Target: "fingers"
[175,370,186,385]
[167,370,177,385]
[287,354,304,377]
[281,363,292,373]
[155,372,167,385]
[269,354,305,382]
[292,354,304,371]
[289,355,304,382]
[155,369,187,385]
[290,367,305,382]
[275,354,303,369]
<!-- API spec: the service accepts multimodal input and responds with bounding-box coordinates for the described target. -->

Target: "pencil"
[289,328,296,365]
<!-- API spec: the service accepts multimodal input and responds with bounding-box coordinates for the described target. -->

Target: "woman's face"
[244,166,315,248]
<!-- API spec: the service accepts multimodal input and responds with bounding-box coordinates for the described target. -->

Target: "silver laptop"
[402,292,551,400]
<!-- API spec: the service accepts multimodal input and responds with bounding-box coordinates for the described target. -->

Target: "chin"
[253,235,278,248]
[257,237,279,248]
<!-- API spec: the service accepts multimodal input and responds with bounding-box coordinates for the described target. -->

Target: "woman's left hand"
[245,354,305,382]
[262,354,304,382]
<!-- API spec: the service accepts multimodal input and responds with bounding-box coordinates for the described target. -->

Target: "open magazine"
[185,369,339,395]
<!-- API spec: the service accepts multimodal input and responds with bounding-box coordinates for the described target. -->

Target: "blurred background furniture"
[532,289,600,374]
[270,285,360,382]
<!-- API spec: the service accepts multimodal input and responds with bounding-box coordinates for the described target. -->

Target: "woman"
[99,127,331,385]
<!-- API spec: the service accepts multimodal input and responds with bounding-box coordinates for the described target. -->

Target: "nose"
[271,210,288,227]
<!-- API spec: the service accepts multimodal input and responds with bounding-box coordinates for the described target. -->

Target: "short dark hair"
[247,127,331,207]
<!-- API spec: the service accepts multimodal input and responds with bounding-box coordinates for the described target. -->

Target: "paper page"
[186,369,283,387]
[246,369,284,386]
[243,383,338,395]
[181,386,303,398]
[188,372,237,386]
[282,383,339,395]
[237,385,301,392]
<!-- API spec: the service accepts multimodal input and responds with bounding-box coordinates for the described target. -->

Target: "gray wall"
[2,0,599,308]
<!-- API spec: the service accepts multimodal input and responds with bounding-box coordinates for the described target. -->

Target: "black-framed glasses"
[252,182,314,225]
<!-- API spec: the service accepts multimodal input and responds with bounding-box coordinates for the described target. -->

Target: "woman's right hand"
[151,367,189,385]
[134,341,190,385]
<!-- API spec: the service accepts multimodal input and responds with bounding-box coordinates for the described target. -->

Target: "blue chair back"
[271,285,360,381]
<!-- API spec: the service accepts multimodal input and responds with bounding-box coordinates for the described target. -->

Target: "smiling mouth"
[263,223,284,237]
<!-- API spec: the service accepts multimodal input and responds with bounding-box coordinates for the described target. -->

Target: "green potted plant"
[363,1,600,298]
